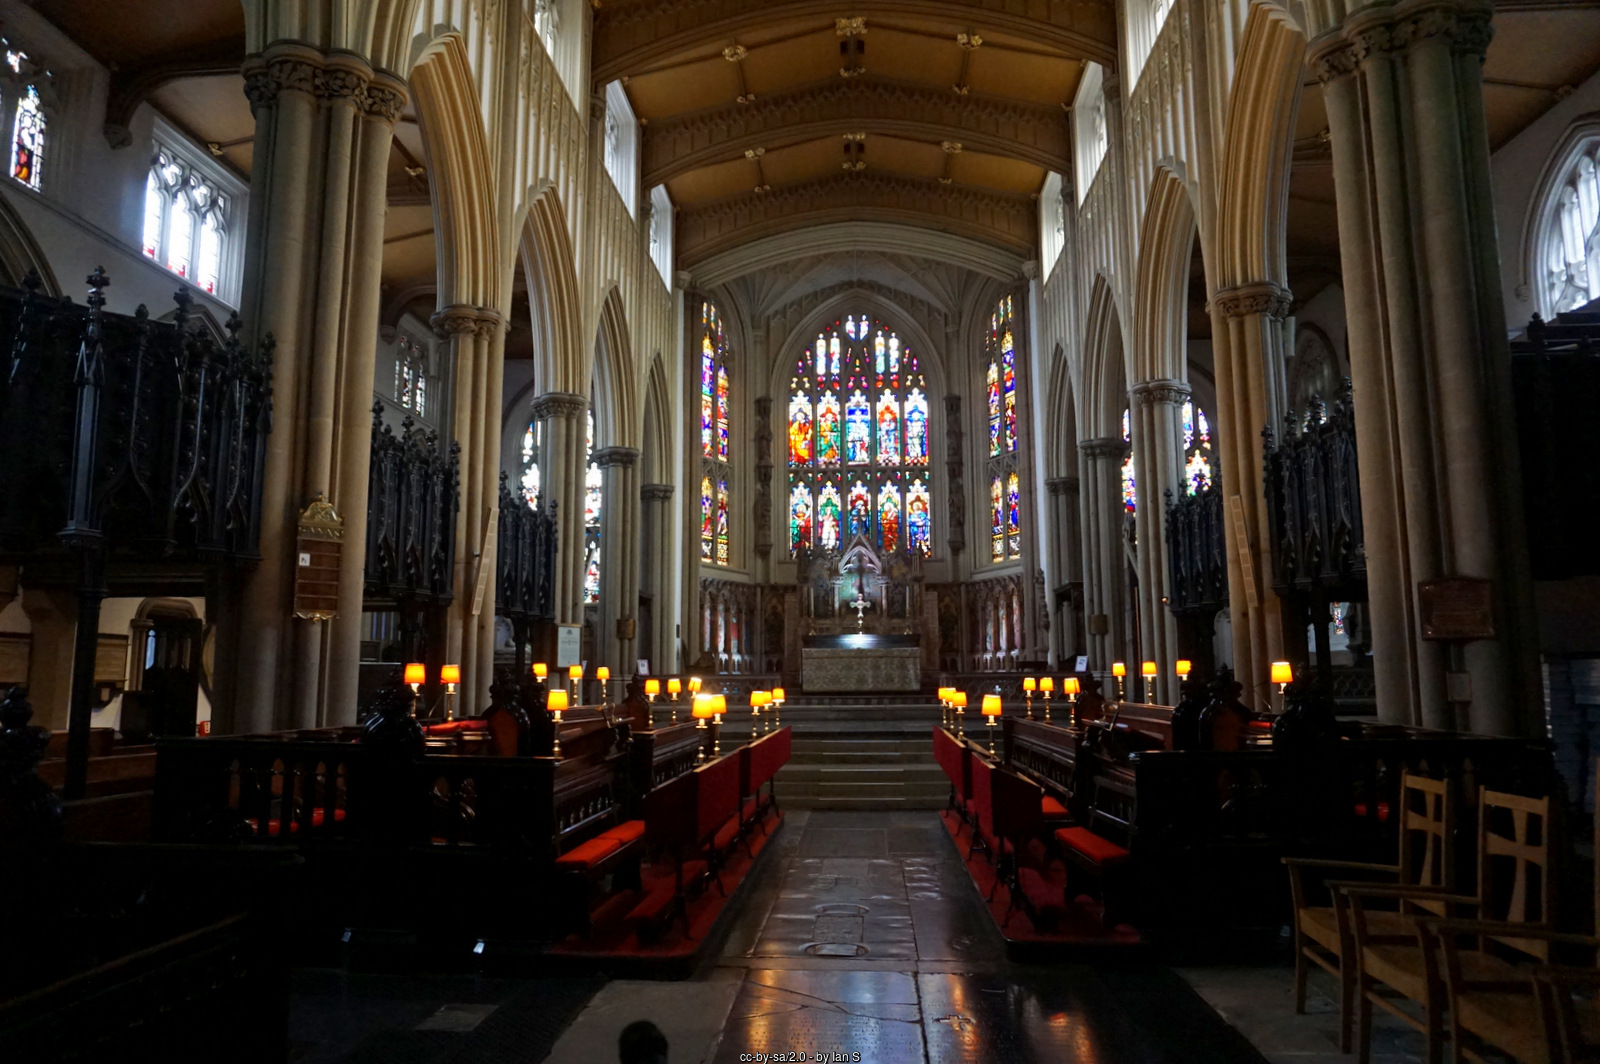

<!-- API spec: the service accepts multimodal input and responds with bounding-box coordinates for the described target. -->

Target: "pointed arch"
[766,287,949,404]
[516,183,584,393]
[593,285,638,448]
[1217,2,1306,290]
[1082,273,1129,437]
[641,351,672,486]
[1045,346,1079,479]
[1132,168,1199,383]
[0,193,57,294]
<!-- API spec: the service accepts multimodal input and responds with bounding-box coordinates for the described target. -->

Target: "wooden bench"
[933,726,970,822]
[741,726,790,837]
[1054,773,1137,926]
[1002,717,1081,824]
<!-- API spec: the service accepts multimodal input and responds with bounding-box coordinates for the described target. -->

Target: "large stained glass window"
[1121,407,1137,513]
[583,409,602,604]
[700,300,732,565]
[6,47,44,192]
[985,295,1024,562]
[1181,399,1214,494]
[787,313,931,556]
[520,420,542,506]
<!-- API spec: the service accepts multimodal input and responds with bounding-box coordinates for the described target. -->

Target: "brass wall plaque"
[1418,577,1495,641]
[294,494,343,622]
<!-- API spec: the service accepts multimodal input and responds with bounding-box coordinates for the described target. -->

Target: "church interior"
[3,0,1600,1060]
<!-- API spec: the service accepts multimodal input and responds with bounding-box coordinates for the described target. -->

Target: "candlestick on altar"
[1040,676,1054,723]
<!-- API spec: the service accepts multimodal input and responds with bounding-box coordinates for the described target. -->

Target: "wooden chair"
[1283,772,1454,1053]
[1532,967,1600,1063]
[1340,788,1554,1064]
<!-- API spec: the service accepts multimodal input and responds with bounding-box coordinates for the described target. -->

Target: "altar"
[793,536,931,693]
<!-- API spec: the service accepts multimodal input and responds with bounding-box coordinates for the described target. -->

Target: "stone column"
[641,483,675,672]
[1079,437,1126,678]
[944,395,967,557]
[229,44,406,732]
[1130,379,1189,704]
[530,392,588,623]
[1046,475,1082,664]
[1310,0,1538,734]
[753,396,774,560]
[1209,283,1291,705]
[594,447,641,676]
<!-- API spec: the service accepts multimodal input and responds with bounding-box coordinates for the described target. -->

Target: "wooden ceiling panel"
[741,31,839,92]
[858,28,961,85]
[146,75,253,177]
[1482,8,1600,149]
[759,137,856,186]
[667,156,756,205]
[864,134,947,179]
[965,48,1082,107]
[628,59,742,119]
[35,0,242,69]
[948,151,1044,195]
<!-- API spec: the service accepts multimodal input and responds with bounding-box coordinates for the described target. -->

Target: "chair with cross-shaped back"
[1283,772,1455,1054]
[1339,787,1556,1064]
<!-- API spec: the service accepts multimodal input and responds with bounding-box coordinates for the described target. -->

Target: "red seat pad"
[1041,796,1069,818]
[600,819,646,845]
[742,796,769,822]
[626,884,677,925]
[712,817,740,853]
[1018,867,1067,915]
[1353,801,1391,822]
[1054,826,1131,866]
[555,835,623,870]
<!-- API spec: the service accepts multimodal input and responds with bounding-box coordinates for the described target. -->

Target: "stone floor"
[291,809,1436,1063]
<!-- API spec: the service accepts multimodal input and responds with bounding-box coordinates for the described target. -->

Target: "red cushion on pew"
[713,816,740,853]
[742,796,769,822]
[555,835,623,870]
[1041,796,1069,818]
[963,797,978,819]
[1353,801,1391,822]
[1054,826,1130,866]
[600,819,646,846]
[1018,867,1067,916]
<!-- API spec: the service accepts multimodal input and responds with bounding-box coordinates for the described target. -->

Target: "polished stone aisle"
[544,810,1268,1064]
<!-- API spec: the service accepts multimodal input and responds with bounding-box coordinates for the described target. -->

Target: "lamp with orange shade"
[688,676,703,695]
[568,663,583,704]
[1271,661,1294,694]
[711,692,728,758]
[1141,660,1158,703]
[441,664,461,721]
[667,678,682,722]
[951,691,968,738]
[1064,676,1081,726]
[547,689,569,758]
[1176,660,1192,682]
[750,690,767,737]
[771,686,785,729]
[1111,661,1127,701]
[1040,676,1055,723]
[937,686,953,727]
[1022,676,1036,719]
[981,693,1002,755]
[596,665,611,704]
[691,692,714,761]
[532,662,548,681]
[404,662,426,693]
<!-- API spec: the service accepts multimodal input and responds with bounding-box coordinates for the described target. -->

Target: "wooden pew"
[740,726,791,836]
[630,721,702,799]
[1003,717,1081,821]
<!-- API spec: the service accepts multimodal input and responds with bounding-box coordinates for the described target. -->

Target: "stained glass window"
[984,295,1024,561]
[700,300,734,565]
[521,421,542,506]
[1181,399,1214,494]
[1121,408,1137,513]
[9,75,43,191]
[142,146,232,297]
[787,314,932,556]
[393,336,429,418]
[584,409,602,604]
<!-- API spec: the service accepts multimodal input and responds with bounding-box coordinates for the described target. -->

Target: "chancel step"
[770,696,948,809]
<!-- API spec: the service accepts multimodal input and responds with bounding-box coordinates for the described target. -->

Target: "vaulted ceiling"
[602,1,1116,268]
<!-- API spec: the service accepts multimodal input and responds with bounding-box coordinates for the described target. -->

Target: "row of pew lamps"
[940,657,1298,755]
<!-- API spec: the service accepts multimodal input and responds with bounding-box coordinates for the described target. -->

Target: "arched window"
[787,313,931,556]
[1121,407,1137,513]
[5,46,44,192]
[142,145,233,296]
[393,336,429,418]
[700,300,731,565]
[986,295,1023,562]
[520,421,542,506]
[1181,399,1213,494]
[1539,136,1600,316]
[583,409,602,604]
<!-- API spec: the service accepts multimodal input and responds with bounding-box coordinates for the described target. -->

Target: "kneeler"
[1340,788,1555,1064]
[1283,772,1454,1054]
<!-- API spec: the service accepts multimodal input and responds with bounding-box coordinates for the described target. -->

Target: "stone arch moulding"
[593,285,638,449]
[1516,111,1600,318]
[765,287,950,406]
[1045,349,1079,479]
[692,222,1024,289]
[0,193,59,294]
[516,182,584,393]
[1132,167,1200,384]
[642,352,673,486]
[1082,273,1129,437]
[1217,0,1305,291]
[410,33,500,314]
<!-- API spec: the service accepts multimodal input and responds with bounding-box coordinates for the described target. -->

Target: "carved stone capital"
[1131,378,1191,407]
[1311,0,1493,83]
[430,304,502,341]
[641,483,675,502]
[1080,435,1125,460]
[1046,475,1080,496]
[531,391,588,421]
[593,446,641,470]
[315,62,369,102]
[241,44,321,111]
[1211,281,1294,321]
[362,73,409,125]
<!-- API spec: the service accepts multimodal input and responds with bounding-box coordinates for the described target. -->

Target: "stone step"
[789,741,932,763]
[776,763,945,783]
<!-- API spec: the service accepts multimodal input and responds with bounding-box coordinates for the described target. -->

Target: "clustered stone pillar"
[1078,436,1126,684]
[531,392,589,623]
[437,305,506,715]
[1311,0,1539,734]
[640,483,675,672]
[1128,379,1188,704]
[594,447,641,677]
[226,43,406,733]
[1209,283,1291,708]
[1045,475,1082,666]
